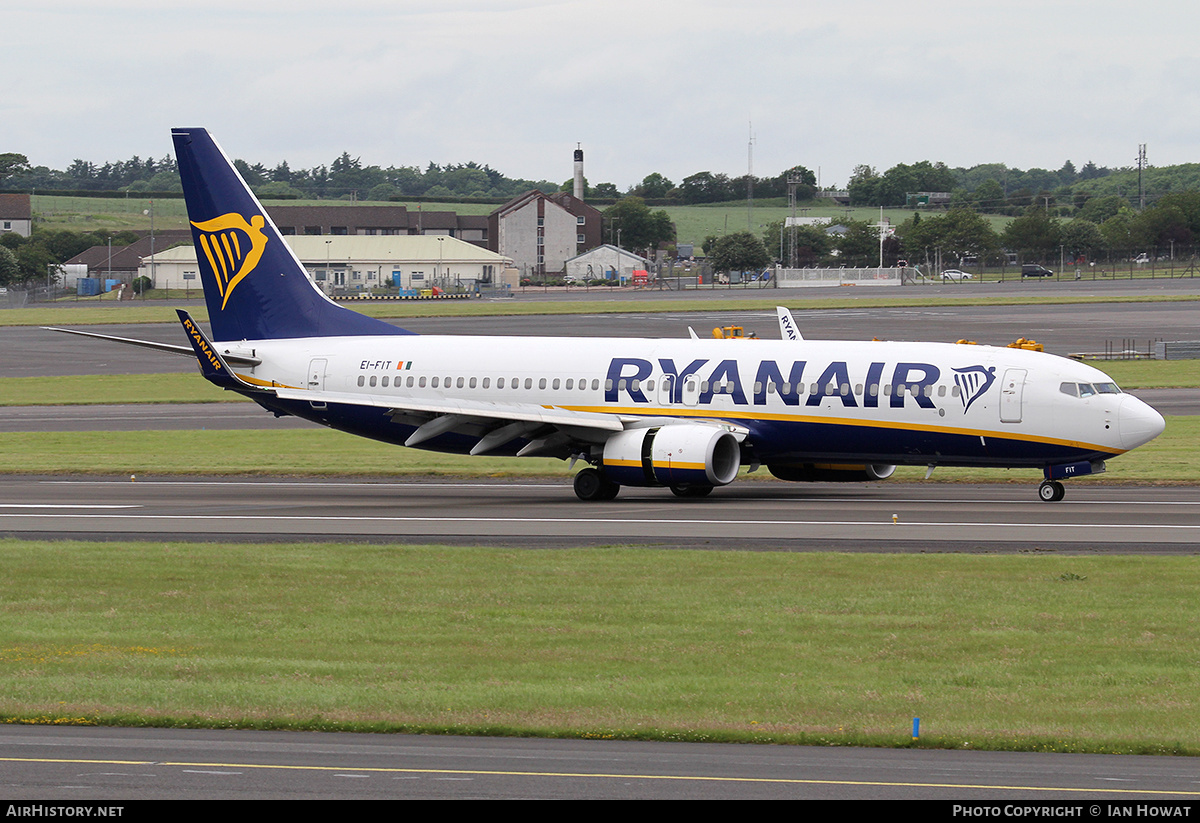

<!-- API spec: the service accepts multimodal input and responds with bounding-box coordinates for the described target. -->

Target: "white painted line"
[0,504,140,509]
[1,513,1197,531]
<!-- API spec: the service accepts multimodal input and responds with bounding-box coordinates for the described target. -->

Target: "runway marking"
[0,504,139,509]
[1,513,1197,532]
[32,481,1200,506]
[1,756,1196,796]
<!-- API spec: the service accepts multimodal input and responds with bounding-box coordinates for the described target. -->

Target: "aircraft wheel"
[574,468,619,501]
[670,484,714,498]
[1038,480,1065,502]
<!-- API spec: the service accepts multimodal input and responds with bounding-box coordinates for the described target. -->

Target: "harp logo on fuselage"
[190,212,268,310]
[953,365,997,413]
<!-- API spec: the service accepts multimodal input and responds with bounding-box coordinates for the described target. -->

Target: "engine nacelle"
[602,425,741,488]
[767,463,897,483]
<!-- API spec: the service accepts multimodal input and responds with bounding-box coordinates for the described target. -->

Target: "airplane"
[48,128,1166,503]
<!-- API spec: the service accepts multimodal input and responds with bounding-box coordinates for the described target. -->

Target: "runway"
[4,477,1198,551]
[7,295,1200,378]
[5,295,1200,799]
[2,725,1198,800]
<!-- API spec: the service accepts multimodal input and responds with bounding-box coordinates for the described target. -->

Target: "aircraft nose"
[1118,394,1166,451]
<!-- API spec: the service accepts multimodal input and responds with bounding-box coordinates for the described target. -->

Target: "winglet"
[776,306,803,341]
[176,309,257,390]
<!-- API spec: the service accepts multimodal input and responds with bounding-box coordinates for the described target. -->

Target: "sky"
[6,0,1199,191]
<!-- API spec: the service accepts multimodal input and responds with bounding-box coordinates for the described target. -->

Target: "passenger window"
[381,376,389,387]
[539,378,547,390]
[431,377,439,388]
[566,379,574,390]
[357,376,365,387]
[407,376,414,388]
[525,378,533,389]
[481,378,488,389]
[418,376,426,388]
[498,377,505,389]
[457,377,465,388]
[469,377,476,389]
[592,379,600,391]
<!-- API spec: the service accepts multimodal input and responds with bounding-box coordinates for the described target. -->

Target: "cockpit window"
[1062,381,1122,399]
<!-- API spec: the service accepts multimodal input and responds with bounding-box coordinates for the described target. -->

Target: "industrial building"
[141,235,514,293]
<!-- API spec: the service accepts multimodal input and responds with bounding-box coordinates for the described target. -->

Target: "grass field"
[4,279,1196,752]
[2,539,1198,753]
[32,194,940,247]
[0,415,1193,482]
[6,292,1200,329]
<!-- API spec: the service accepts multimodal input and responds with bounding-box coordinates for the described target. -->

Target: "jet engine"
[601,424,741,488]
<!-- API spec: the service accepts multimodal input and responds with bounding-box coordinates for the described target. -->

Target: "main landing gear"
[573,468,620,501]
[1038,480,1066,502]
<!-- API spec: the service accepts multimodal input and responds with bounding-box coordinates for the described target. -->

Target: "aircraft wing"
[272,386,624,432]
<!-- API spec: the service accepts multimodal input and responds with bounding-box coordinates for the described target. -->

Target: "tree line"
[7,145,1200,218]
[0,228,142,289]
[758,192,1200,272]
[0,150,560,201]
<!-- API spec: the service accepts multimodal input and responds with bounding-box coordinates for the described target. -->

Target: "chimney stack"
[573,144,584,200]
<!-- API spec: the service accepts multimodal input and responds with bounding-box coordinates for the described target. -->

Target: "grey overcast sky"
[6,0,1198,190]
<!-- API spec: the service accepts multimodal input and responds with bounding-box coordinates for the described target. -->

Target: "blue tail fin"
[172,128,413,342]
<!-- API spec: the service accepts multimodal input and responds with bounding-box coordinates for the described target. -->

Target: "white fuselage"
[223,334,1163,467]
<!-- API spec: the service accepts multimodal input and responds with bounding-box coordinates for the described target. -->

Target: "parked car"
[1021,264,1054,278]
[940,269,972,280]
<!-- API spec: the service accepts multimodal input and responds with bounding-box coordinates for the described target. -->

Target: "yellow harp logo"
[191,213,268,310]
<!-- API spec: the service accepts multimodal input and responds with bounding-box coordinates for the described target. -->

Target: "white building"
[141,235,514,292]
[564,244,649,282]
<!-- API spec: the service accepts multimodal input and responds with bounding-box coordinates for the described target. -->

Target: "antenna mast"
[747,122,755,230]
